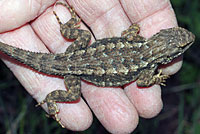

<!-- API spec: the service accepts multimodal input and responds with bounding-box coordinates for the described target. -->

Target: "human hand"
[0,0,182,133]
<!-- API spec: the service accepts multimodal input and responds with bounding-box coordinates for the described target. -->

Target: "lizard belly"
[81,71,140,87]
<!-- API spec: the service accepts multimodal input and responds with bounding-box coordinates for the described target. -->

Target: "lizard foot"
[35,98,65,128]
[153,70,170,86]
[46,100,65,127]
[54,113,65,128]
[53,1,81,28]
[35,100,46,107]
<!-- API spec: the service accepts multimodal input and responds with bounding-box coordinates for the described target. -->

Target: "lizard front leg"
[53,2,91,53]
[121,23,140,37]
[136,68,169,87]
[36,75,81,128]
[121,23,145,42]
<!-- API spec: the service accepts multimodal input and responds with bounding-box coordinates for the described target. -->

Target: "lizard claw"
[160,83,166,86]
[154,70,170,86]
[35,100,45,107]
[54,114,65,128]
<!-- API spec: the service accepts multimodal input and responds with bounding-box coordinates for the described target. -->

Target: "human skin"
[0,0,182,133]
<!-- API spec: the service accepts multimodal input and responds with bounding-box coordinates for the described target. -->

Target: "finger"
[120,0,182,75]
[0,0,56,32]
[68,0,131,38]
[121,0,176,118]
[67,0,139,133]
[125,83,163,118]
[82,83,139,133]
[28,3,94,131]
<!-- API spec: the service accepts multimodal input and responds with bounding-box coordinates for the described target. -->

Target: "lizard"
[0,2,195,127]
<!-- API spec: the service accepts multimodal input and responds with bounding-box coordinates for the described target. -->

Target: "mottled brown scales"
[0,2,195,128]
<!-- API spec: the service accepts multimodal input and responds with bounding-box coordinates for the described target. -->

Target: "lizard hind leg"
[53,2,81,40]
[54,2,80,28]
[55,2,80,23]
[53,1,91,53]
[38,75,81,127]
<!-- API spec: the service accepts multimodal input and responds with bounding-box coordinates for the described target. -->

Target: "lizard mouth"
[182,41,193,52]
[171,41,194,61]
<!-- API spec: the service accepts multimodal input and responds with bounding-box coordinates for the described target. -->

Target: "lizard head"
[147,27,195,64]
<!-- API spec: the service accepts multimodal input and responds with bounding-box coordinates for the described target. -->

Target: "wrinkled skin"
[0,0,182,133]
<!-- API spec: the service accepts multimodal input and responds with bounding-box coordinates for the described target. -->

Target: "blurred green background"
[0,0,200,134]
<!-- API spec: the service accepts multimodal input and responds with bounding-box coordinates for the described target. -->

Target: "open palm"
[0,0,182,133]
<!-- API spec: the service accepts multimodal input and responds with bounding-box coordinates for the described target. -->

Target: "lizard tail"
[0,42,66,76]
